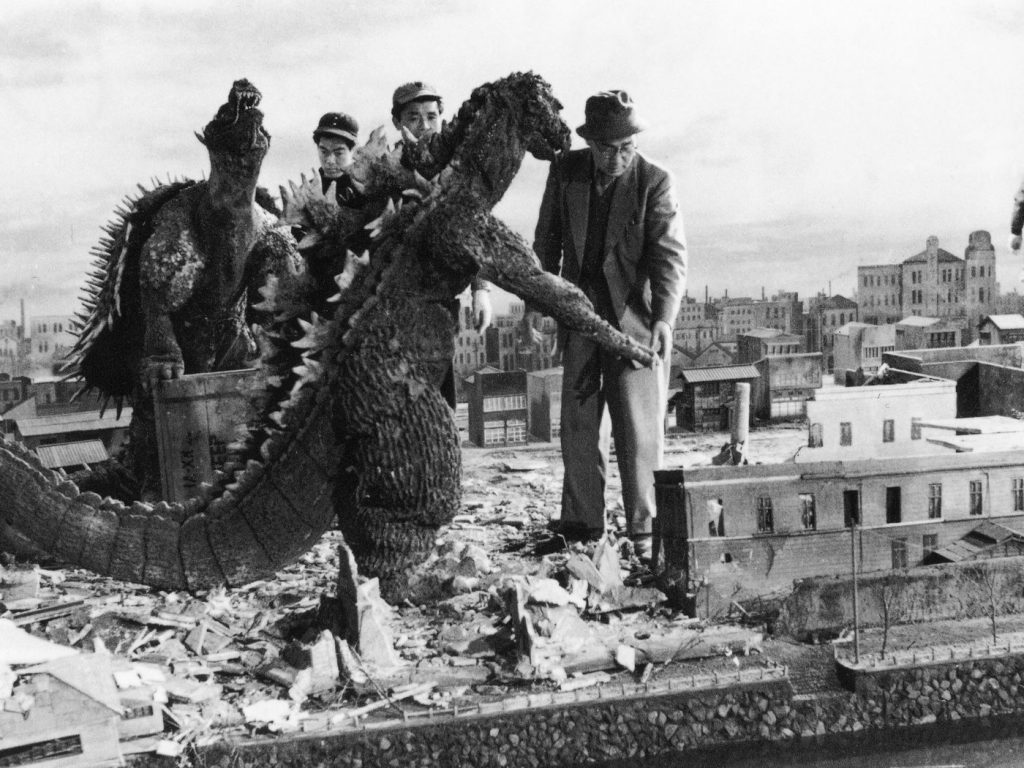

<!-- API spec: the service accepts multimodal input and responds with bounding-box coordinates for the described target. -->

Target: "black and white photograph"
[2,1,1024,766]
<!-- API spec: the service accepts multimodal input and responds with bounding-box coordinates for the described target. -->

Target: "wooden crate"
[153,369,267,502]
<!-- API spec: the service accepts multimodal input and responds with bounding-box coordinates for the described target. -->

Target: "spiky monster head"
[196,79,270,175]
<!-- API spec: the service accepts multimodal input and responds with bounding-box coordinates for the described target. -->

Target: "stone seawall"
[184,647,1024,767]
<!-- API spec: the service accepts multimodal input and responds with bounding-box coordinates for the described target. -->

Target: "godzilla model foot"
[142,355,185,392]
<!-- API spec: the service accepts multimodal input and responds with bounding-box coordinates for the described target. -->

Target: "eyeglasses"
[592,140,636,159]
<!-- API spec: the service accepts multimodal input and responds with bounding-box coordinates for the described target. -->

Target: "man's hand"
[649,320,672,363]
[519,309,544,349]
[472,289,493,333]
[1011,234,1022,253]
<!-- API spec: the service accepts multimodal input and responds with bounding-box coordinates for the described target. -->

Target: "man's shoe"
[534,524,605,556]
[547,521,605,542]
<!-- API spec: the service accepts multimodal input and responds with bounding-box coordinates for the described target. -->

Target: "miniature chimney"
[732,382,750,447]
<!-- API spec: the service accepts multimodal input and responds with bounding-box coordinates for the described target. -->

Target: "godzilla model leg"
[331,298,459,602]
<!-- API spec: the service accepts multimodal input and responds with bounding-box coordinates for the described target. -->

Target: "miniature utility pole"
[850,516,860,663]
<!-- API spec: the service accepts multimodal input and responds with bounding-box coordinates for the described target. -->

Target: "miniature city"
[5,228,1024,766]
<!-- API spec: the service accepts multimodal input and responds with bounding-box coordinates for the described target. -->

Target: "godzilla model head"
[195,78,270,166]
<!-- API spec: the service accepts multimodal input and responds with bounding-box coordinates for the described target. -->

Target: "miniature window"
[922,534,938,559]
[799,494,816,530]
[969,480,983,516]
[707,498,725,537]
[911,417,922,440]
[882,419,894,443]
[891,539,908,569]
[839,422,852,447]
[808,423,823,448]
[1014,478,1024,512]
[756,496,774,533]
[928,483,942,519]
[886,487,902,524]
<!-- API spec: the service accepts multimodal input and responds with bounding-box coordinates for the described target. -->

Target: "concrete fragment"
[615,644,636,672]
[528,579,571,606]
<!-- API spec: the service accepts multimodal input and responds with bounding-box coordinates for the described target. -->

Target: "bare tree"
[963,562,1000,643]
[871,575,904,656]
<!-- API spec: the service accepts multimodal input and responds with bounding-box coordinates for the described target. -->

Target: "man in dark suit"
[523,90,687,560]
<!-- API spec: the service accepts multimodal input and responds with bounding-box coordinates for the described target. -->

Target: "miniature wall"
[976,363,1024,418]
[778,555,1024,638]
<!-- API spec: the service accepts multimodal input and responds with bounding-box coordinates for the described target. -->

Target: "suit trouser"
[559,329,668,536]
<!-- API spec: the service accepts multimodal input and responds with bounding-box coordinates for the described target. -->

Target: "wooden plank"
[154,369,267,502]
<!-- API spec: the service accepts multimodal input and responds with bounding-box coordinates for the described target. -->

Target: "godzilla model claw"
[141,355,185,393]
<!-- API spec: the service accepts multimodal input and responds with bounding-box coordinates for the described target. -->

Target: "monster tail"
[0,387,341,592]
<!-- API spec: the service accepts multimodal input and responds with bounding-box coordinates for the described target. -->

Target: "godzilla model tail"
[0,385,341,591]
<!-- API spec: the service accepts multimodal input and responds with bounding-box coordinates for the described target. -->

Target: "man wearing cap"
[313,112,365,207]
[523,90,686,560]
[391,81,493,408]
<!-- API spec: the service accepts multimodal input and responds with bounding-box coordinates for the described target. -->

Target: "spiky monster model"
[65,78,301,498]
[1,72,653,603]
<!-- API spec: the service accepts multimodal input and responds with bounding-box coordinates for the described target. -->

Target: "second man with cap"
[390,81,493,408]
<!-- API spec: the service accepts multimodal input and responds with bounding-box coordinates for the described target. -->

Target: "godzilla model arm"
[429,210,656,367]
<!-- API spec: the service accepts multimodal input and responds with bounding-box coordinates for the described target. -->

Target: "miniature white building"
[796,377,957,462]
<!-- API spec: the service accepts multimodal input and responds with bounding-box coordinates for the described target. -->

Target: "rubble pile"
[0,448,767,766]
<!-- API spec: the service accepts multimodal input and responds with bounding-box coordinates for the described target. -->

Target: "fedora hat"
[576,90,648,141]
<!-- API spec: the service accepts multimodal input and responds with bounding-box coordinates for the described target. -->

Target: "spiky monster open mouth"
[196,78,270,154]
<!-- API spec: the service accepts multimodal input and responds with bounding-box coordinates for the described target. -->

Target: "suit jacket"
[533,149,687,345]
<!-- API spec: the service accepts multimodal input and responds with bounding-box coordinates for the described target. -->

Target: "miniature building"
[9,408,132,452]
[883,344,1024,419]
[687,342,735,369]
[752,352,822,421]
[671,364,759,432]
[736,328,804,364]
[656,446,1024,615]
[672,319,719,351]
[466,366,528,447]
[833,322,896,379]
[857,233,998,339]
[1,657,123,768]
[0,375,30,415]
[978,314,1024,345]
[797,377,957,461]
[717,292,803,341]
[895,315,964,350]
[803,294,858,370]
[526,367,562,442]
[34,439,109,472]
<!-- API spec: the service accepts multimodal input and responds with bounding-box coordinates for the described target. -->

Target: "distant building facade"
[857,233,998,340]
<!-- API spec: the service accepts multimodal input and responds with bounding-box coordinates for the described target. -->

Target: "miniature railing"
[300,663,790,734]
[836,631,1024,671]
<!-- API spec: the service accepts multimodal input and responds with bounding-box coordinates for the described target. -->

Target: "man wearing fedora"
[524,90,687,560]
[390,81,493,409]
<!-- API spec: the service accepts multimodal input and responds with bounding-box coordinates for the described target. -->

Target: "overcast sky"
[3,0,1024,321]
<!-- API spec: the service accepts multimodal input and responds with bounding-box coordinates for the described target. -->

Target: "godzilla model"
[64,78,301,498]
[1,72,654,602]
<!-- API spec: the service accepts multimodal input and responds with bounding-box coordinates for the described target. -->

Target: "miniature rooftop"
[917,416,1024,434]
[982,314,1024,330]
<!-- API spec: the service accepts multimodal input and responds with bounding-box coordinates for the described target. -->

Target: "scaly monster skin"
[1,73,653,604]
